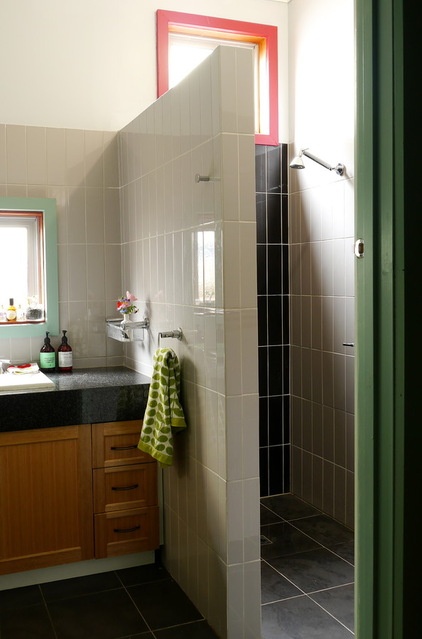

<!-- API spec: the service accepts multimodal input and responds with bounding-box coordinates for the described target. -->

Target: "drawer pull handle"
[111,484,139,492]
[113,525,141,534]
[110,444,137,451]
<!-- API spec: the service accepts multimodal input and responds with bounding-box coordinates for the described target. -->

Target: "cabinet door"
[0,425,93,575]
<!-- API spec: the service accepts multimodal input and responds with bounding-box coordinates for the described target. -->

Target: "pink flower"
[116,291,139,315]
[127,291,136,302]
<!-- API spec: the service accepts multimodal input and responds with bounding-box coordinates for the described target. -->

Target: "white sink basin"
[0,371,55,392]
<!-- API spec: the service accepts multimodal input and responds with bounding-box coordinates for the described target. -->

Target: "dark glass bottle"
[39,331,56,372]
[58,330,73,372]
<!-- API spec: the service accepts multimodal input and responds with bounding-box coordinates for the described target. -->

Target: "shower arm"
[301,149,345,176]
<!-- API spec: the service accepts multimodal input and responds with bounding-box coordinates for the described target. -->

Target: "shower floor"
[260,493,354,638]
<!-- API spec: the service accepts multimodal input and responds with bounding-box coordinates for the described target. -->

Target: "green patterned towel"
[138,348,187,466]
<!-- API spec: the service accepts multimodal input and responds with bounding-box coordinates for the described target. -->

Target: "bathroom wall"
[0,124,124,367]
[118,47,261,638]
[288,0,355,527]
[0,0,289,139]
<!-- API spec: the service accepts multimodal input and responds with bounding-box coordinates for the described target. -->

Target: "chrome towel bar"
[158,328,183,347]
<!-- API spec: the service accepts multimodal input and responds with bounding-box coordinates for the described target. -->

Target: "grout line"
[37,584,59,639]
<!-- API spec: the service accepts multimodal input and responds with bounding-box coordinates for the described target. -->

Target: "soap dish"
[106,317,149,342]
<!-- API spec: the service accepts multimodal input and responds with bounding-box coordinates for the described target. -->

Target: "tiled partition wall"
[118,47,261,639]
[255,144,290,497]
[289,164,355,528]
[0,124,123,367]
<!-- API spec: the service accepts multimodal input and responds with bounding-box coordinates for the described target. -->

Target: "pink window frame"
[156,10,279,146]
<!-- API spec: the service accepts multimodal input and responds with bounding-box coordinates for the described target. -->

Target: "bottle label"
[6,309,17,321]
[40,352,56,369]
[58,351,73,368]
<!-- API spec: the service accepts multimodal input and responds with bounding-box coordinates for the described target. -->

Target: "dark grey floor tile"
[261,521,321,560]
[154,620,219,638]
[310,584,355,632]
[40,571,121,601]
[116,562,170,587]
[291,514,354,548]
[0,584,43,611]
[270,548,354,594]
[331,540,355,565]
[262,595,353,639]
[261,494,321,521]
[48,588,148,639]
[261,503,284,525]
[116,634,153,638]
[0,603,55,638]
[128,578,202,630]
[261,561,303,603]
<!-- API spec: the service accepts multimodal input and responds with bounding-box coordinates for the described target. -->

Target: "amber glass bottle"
[58,330,73,372]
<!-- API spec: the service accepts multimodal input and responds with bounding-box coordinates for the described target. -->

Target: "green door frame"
[355,0,418,637]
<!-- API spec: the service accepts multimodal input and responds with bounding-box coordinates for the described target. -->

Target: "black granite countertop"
[0,367,150,433]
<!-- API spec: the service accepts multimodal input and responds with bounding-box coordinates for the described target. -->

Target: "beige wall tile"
[46,127,66,185]
[27,126,47,185]
[6,125,27,184]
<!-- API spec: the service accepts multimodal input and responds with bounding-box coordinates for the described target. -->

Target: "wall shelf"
[106,318,149,343]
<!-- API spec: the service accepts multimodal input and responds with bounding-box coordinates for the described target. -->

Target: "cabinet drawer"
[94,507,159,558]
[93,463,157,513]
[92,420,152,468]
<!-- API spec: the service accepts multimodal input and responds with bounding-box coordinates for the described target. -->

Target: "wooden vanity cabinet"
[0,419,159,575]
[0,424,93,575]
[92,420,159,559]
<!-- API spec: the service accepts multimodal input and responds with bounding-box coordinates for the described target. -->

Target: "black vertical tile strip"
[269,446,285,494]
[281,143,288,193]
[282,295,290,344]
[256,143,290,498]
[268,396,283,446]
[282,245,289,294]
[256,194,267,243]
[267,295,282,345]
[255,145,266,192]
[267,194,282,244]
[283,346,290,395]
[256,245,267,295]
[267,245,282,295]
[259,397,269,447]
[259,447,269,497]
[257,295,268,346]
[258,346,269,396]
[267,146,281,193]
[283,396,291,445]
[283,444,291,492]
[281,193,289,244]
[268,345,283,396]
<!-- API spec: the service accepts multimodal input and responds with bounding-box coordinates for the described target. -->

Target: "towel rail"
[158,328,183,347]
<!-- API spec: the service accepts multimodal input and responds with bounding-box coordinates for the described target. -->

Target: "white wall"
[288,0,354,174]
[0,0,289,139]
[119,46,260,639]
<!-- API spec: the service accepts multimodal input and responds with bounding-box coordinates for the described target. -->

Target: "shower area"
[257,141,355,530]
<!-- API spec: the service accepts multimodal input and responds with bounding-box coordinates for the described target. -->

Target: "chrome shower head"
[289,153,306,169]
[290,149,345,176]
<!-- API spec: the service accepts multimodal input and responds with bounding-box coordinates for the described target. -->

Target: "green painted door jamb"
[355,0,405,637]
